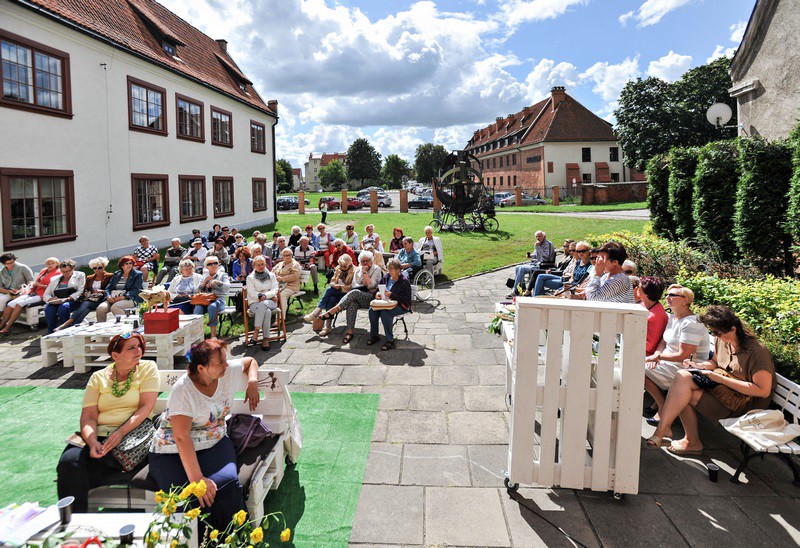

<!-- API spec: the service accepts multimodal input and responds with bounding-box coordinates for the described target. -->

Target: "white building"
[0,0,278,267]
[303,152,346,192]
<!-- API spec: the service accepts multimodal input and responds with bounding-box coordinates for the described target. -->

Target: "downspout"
[272,121,278,223]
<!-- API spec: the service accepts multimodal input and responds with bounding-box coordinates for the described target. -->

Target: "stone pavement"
[2,266,800,546]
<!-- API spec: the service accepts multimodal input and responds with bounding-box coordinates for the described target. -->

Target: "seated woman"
[133,236,160,282]
[0,256,60,333]
[644,284,710,424]
[207,223,223,243]
[649,305,776,455]
[388,228,404,253]
[207,239,230,270]
[360,224,382,253]
[637,277,668,357]
[185,238,208,273]
[273,248,301,313]
[397,237,421,278]
[367,258,412,351]
[155,239,187,285]
[168,260,204,315]
[44,259,86,334]
[57,257,113,330]
[303,253,355,336]
[343,224,359,252]
[321,250,381,344]
[288,225,303,248]
[149,340,259,532]
[246,256,279,350]
[364,243,386,272]
[316,224,335,268]
[96,256,144,322]
[194,256,230,339]
[417,226,444,272]
[304,224,319,250]
[231,246,253,283]
[0,253,34,314]
[524,239,575,296]
[57,332,159,512]
[294,236,319,294]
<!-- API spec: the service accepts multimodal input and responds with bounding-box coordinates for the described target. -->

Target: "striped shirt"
[584,272,635,303]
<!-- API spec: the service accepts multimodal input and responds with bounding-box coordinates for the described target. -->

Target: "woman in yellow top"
[57,332,160,512]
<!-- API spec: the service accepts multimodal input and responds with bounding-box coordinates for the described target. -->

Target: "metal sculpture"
[432,150,499,233]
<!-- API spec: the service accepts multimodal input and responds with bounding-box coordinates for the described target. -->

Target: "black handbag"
[111,418,155,472]
[53,287,74,299]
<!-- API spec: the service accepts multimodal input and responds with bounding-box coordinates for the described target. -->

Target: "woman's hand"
[245,381,260,412]
[197,477,218,507]
[89,440,104,459]
[99,429,123,456]
[645,359,660,370]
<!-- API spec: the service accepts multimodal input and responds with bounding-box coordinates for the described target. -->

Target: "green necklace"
[111,364,136,398]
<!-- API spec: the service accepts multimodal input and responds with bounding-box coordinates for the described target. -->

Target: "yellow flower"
[193,479,208,498]
[148,531,160,543]
[185,507,201,520]
[250,527,264,544]
[179,482,197,500]
[162,499,177,516]
[154,490,167,503]
[280,528,291,542]
[209,530,219,540]
[234,509,248,526]
[225,536,234,545]
[171,541,178,548]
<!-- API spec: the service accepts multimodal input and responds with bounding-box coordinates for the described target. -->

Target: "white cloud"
[646,50,692,82]
[498,0,589,27]
[580,56,640,101]
[707,44,737,63]
[525,58,580,102]
[620,0,693,28]
[730,20,747,43]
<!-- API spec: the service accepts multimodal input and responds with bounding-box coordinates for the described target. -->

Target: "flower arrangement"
[199,509,291,547]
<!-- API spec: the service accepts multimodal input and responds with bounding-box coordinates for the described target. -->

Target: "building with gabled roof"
[304,152,347,192]
[1,0,278,267]
[466,87,634,197]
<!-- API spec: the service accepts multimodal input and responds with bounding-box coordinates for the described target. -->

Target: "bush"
[786,122,800,245]
[735,137,793,275]
[667,147,699,240]
[692,140,740,262]
[646,154,674,239]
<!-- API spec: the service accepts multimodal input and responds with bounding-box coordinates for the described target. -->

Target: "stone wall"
[581,182,648,205]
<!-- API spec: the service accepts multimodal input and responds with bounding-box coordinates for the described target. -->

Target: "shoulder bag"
[227,414,276,455]
[111,417,155,472]
[190,292,216,306]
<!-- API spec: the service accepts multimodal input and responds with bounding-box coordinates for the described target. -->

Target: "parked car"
[498,193,547,207]
[347,197,365,209]
[493,192,513,206]
[357,190,393,207]
[408,195,434,209]
[319,196,341,209]
[277,196,299,210]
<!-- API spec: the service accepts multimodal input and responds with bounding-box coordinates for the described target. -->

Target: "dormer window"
[238,82,247,92]
[163,42,175,56]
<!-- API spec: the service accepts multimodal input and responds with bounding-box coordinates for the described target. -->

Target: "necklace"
[111,363,136,397]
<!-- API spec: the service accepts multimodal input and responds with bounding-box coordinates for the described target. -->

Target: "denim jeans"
[45,301,75,332]
[194,297,226,326]
[70,299,102,324]
[369,306,407,342]
[533,273,564,296]
[318,287,345,310]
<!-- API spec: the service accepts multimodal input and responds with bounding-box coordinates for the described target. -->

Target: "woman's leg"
[109,299,135,317]
[644,376,667,418]
[533,274,561,296]
[95,301,111,322]
[70,301,96,325]
[57,301,73,325]
[652,370,702,443]
[57,444,120,513]
[45,303,60,333]
[197,437,244,531]
[345,291,374,331]
[368,308,380,338]
[380,307,405,342]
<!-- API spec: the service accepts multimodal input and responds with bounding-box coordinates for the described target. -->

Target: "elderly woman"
[231,246,253,283]
[149,340,259,531]
[361,224,382,253]
[185,238,208,273]
[397,237,421,278]
[132,236,159,282]
[343,224,359,252]
[96,256,143,322]
[649,305,776,454]
[328,239,356,278]
[304,253,355,336]
[195,256,230,339]
[638,277,668,356]
[0,253,34,314]
[168,259,204,315]
[207,238,230,269]
[57,332,159,512]
[43,259,86,333]
[316,224,335,268]
[321,250,382,344]
[367,258,412,350]
[57,257,113,330]
[0,256,60,333]
[388,228,405,253]
[246,256,279,350]
[644,284,711,425]
[207,223,223,243]
[294,236,319,294]
[273,247,301,313]
[288,225,303,248]
[365,243,386,273]
[417,226,444,272]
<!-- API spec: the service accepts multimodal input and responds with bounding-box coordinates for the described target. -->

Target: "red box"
[144,308,180,334]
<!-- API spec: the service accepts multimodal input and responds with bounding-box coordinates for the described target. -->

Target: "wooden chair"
[242,288,288,345]
[217,281,244,336]
[287,270,311,312]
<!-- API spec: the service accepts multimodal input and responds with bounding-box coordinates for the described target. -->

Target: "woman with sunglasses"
[320,250,381,344]
[304,253,355,336]
[643,284,711,432]
[343,224,359,252]
[43,259,86,333]
[649,305,776,455]
[194,256,230,339]
[0,256,60,333]
[96,256,144,322]
[57,332,159,512]
[56,257,113,331]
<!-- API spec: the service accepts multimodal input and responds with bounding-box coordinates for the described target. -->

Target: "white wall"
[0,3,277,268]
[539,142,626,188]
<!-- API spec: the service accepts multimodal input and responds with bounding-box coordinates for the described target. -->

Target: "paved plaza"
[2,266,799,546]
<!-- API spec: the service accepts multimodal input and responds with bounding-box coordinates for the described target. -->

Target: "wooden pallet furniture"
[242,288,288,346]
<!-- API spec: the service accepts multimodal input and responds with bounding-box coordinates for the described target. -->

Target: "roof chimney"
[551,86,566,111]
[268,99,278,115]
[216,39,228,52]
[495,117,504,122]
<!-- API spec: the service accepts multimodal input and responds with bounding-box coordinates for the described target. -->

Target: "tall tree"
[319,159,347,191]
[346,138,382,187]
[414,143,449,186]
[276,158,294,193]
[382,154,410,189]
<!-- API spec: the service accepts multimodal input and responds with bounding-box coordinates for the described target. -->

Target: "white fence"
[505,297,647,495]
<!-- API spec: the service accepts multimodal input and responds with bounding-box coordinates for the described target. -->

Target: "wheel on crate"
[483,217,499,233]
[504,477,519,493]
[413,269,434,301]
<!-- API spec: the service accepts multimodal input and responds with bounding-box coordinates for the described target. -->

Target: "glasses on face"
[60,266,73,271]
[207,262,219,266]
[92,266,104,270]
[708,329,722,337]
[623,269,634,274]
[122,261,134,266]
[360,260,372,264]
[3,261,14,267]
[665,293,684,299]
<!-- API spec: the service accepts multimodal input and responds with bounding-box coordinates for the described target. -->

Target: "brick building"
[466,87,633,197]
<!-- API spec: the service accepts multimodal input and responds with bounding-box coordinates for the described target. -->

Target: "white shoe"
[303,313,316,323]
[319,327,331,337]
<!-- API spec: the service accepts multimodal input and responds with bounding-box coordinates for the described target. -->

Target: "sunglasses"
[92,266,104,270]
[360,260,372,264]
[623,269,634,274]
[665,293,684,299]
[576,249,588,253]
[590,256,598,261]
[207,262,219,266]
[708,329,722,337]
[119,331,132,340]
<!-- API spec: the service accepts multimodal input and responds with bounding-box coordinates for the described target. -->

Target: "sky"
[159,0,756,173]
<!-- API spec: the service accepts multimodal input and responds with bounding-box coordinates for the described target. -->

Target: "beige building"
[291,168,303,190]
[303,152,346,192]
[729,0,800,140]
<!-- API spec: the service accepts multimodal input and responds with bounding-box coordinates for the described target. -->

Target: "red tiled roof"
[291,168,302,176]
[13,0,274,116]
[320,153,347,167]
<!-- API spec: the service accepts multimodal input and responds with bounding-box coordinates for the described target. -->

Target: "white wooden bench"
[286,269,311,312]
[722,373,800,485]
[15,304,44,330]
[242,288,288,345]
[87,367,299,521]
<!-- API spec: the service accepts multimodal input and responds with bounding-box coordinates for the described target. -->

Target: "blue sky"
[160,0,755,172]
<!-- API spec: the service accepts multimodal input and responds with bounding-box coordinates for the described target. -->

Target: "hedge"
[786,122,800,244]
[735,137,793,276]
[645,154,674,239]
[692,140,740,262]
[667,147,699,241]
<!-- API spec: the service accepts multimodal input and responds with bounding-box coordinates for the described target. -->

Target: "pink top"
[645,301,669,355]
[34,267,61,299]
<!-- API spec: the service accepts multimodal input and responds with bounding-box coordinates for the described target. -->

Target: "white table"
[41,315,205,372]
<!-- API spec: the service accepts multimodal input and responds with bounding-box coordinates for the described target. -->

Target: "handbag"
[227,414,276,455]
[505,277,515,289]
[190,292,216,306]
[111,417,154,472]
[710,368,752,413]
[370,299,398,310]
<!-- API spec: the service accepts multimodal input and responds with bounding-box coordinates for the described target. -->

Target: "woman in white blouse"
[168,259,204,314]
[246,256,279,350]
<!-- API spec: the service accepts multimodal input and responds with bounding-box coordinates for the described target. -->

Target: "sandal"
[321,309,337,321]
[667,445,703,456]
[366,336,381,346]
[645,435,671,448]
[342,332,354,344]
[381,340,396,351]
[261,342,271,351]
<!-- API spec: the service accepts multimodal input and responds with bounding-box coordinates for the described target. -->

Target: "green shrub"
[645,154,675,239]
[667,147,699,240]
[785,122,800,245]
[735,137,793,275]
[692,140,740,262]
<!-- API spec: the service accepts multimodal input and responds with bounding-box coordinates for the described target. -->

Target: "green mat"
[0,388,378,548]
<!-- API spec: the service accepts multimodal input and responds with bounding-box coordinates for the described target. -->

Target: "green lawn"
[496,201,648,213]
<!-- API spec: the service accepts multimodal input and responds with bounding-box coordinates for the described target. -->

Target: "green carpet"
[0,388,378,548]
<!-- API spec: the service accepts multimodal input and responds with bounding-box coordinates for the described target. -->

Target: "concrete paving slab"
[663,449,776,496]
[478,365,507,386]
[435,334,474,350]
[432,365,479,386]
[362,385,411,410]
[291,364,342,385]
[452,347,505,367]
[658,494,769,546]
[425,487,510,546]
[732,495,800,545]
[384,366,432,385]
[386,411,448,444]
[324,348,373,364]
[467,445,508,487]
[734,449,800,497]
[409,385,464,412]
[372,411,389,442]
[401,444,471,487]
[314,385,362,393]
[638,446,699,495]
[363,442,403,485]
[448,411,508,444]
[350,485,424,545]
[464,385,508,411]
[339,365,388,385]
